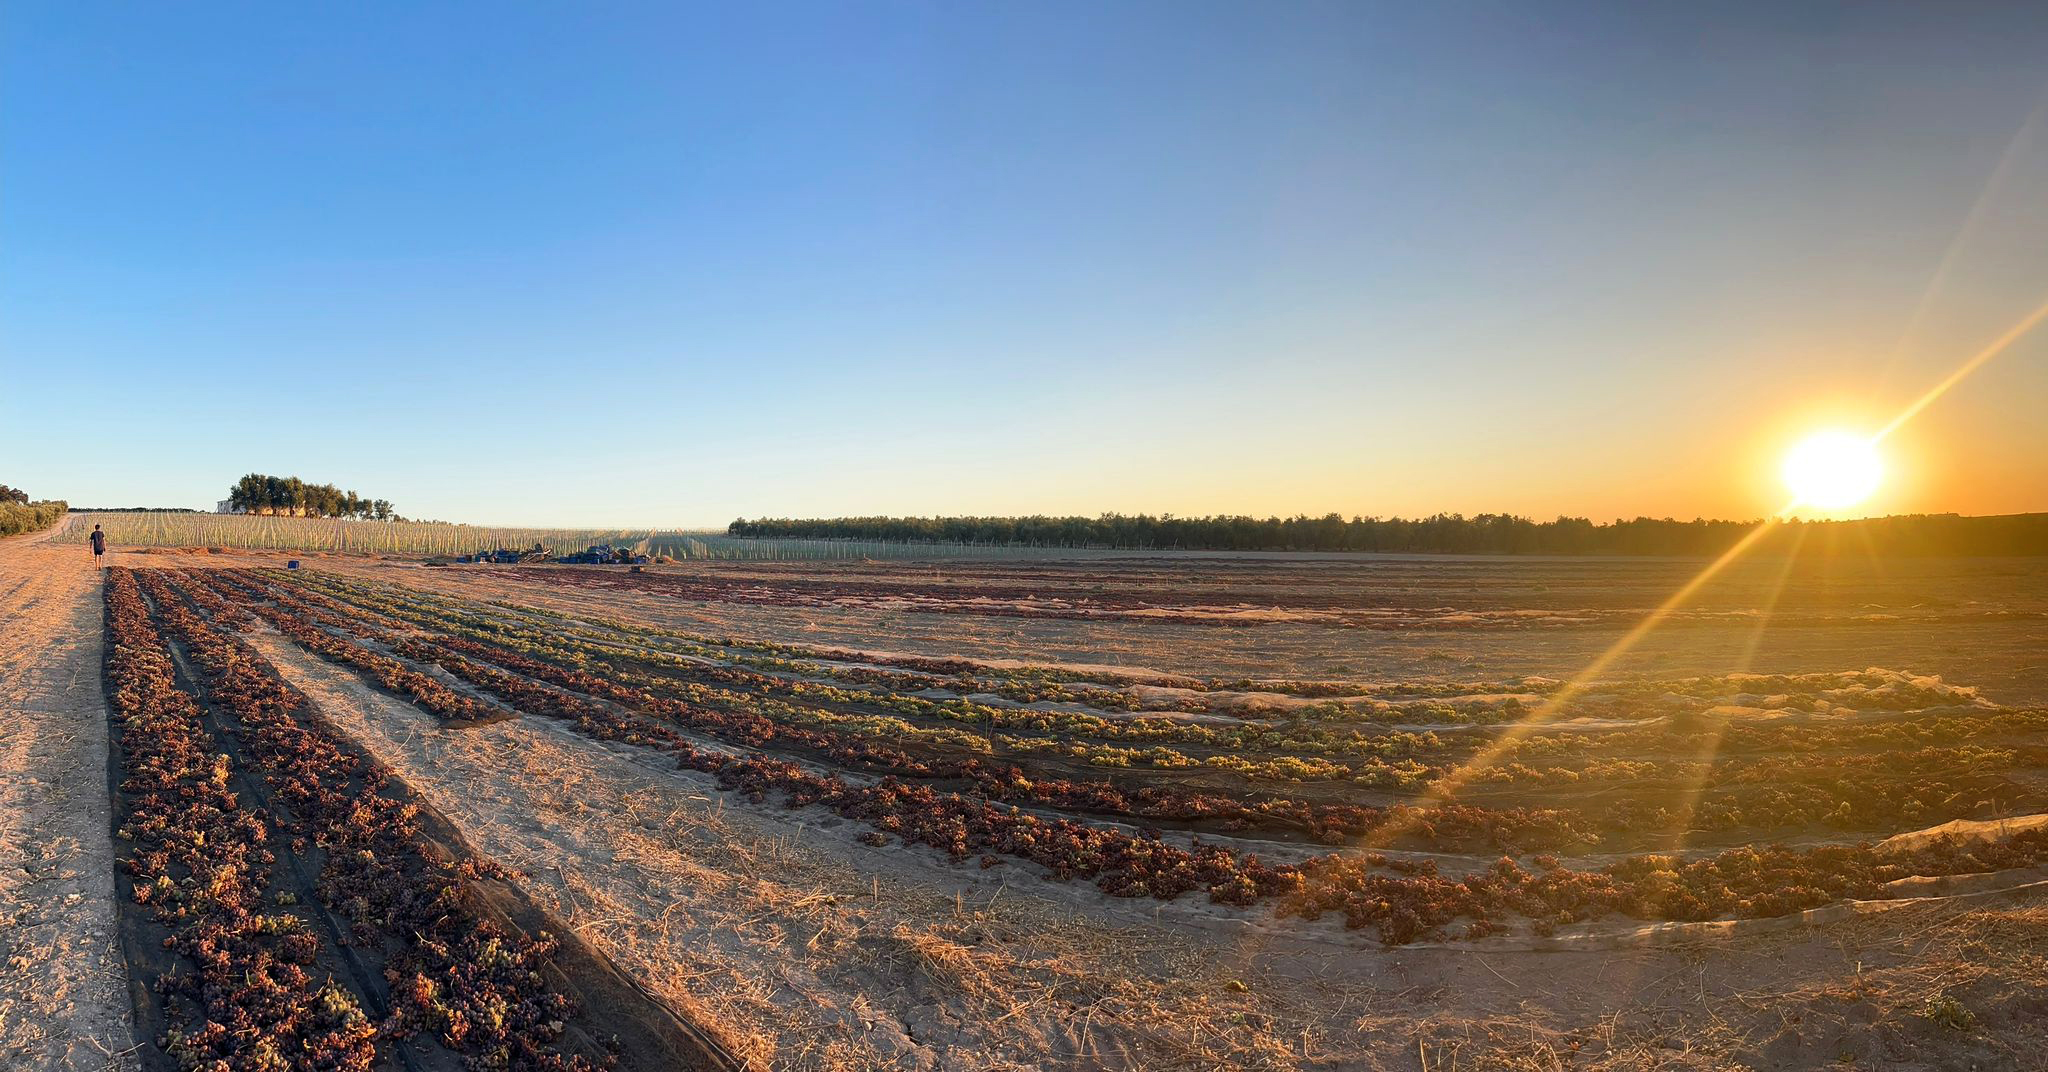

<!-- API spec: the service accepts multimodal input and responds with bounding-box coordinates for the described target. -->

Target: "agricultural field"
[22,4,2048,1070]
[54,512,1082,561]
[3,527,2047,1070]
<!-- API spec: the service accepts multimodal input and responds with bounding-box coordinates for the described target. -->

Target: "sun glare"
[1781,429,1883,511]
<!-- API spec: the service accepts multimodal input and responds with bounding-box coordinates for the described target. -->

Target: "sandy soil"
[0,527,135,1070]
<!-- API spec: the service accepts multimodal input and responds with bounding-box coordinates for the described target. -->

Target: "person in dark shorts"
[89,524,107,561]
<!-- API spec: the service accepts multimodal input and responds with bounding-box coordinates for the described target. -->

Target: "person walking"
[88,524,107,562]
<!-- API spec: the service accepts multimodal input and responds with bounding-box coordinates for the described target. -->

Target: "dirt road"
[0,526,134,1070]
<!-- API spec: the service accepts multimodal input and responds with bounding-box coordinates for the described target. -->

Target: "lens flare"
[1781,430,1883,511]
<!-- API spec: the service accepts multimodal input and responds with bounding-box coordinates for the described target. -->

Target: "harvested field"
[7,535,2048,1069]
[356,552,2048,700]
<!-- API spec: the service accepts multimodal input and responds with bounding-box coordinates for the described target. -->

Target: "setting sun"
[1782,429,1884,511]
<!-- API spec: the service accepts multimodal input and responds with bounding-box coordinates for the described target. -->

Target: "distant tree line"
[0,482,67,537]
[69,507,203,513]
[228,474,395,520]
[728,511,2048,557]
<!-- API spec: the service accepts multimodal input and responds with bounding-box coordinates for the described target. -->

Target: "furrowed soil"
[239,632,2048,1072]
[9,534,2048,1070]
[336,552,2048,704]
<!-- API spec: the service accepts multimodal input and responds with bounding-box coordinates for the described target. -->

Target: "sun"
[1781,429,1883,511]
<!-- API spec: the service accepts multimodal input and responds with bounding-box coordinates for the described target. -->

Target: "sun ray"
[1659,525,1808,853]
[1358,512,1791,851]
[1733,526,1808,675]
[1878,98,2046,380]
[1876,290,2048,442]
[1351,278,2048,857]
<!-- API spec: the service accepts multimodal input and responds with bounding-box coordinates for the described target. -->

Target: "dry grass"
[1371,904,2048,1071]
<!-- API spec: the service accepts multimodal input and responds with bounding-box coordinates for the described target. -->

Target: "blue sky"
[5,2,2046,526]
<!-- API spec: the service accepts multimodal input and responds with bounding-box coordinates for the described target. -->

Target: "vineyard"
[58,512,1079,560]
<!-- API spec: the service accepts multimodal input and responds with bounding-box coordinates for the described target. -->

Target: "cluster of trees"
[0,483,67,537]
[228,474,395,520]
[728,511,2048,557]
